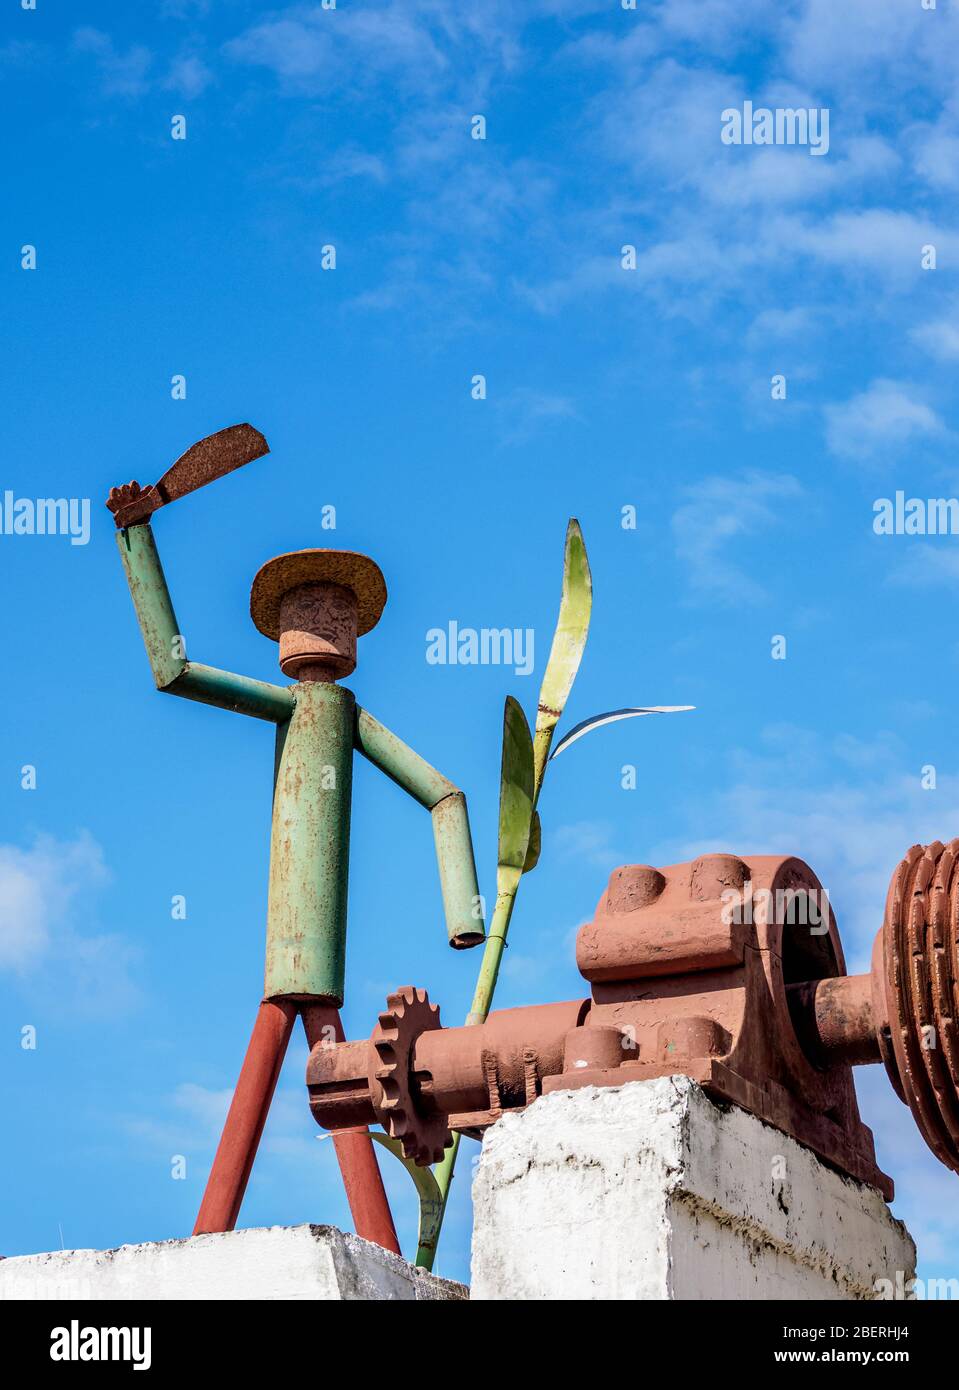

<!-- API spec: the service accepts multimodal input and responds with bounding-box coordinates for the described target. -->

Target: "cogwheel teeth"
[367,985,452,1167]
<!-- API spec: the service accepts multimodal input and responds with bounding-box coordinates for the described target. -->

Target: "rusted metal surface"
[251,550,386,640]
[107,424,269,527]
[194,998,297,1234]
[264,682,355,1004]
[308,997,587,1141]
[107,481,158,528]
[369,987,451,1165]
[577,859,748,981]
[788,973,879,1068]
[278,582,358,681]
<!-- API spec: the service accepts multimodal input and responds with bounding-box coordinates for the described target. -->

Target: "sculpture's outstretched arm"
[354,707,486,949]
[116,522,294,724]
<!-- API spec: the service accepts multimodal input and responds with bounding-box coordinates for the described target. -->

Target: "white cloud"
[789,209,947,281]
[783,0,933,93]
[223,3,455,94]
[124,1074,323,1174]
[73,27,152,98]
[672,471,802,604]
[910,124,959,192]
[225,16,333,83]
[0,833,106,971]
[125,1082,232,1150]
[825,378,946,463]
[495,388,581,446]
[889,545,959,589]
[163,54,213,98]
[911,315,959,362]
[747,306,816,344]
[551,820,622,870]
[0,833,139,1016]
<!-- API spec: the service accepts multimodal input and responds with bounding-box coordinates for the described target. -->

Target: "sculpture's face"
[278,582,358,681]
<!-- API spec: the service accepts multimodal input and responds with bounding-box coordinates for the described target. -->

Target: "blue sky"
[3,0,959,1287]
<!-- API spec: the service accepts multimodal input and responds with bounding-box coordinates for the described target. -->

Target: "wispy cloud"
[223,3,460,96]
[495,388,581,446]
[551,820,622,870]
[0,833,140,1017]
[124,1081,232,1151]
[825,378,946,463]
[889,544,959,589]
[73,27,153,98]
[671,471,802,604]
[163,53,213,98]
[911,313,959,363]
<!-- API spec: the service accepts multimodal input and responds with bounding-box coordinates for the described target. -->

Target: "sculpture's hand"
[106,480,161,528]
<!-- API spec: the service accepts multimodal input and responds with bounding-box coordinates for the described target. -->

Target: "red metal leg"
[301,1004,401,1255]
[193,999,297,1235]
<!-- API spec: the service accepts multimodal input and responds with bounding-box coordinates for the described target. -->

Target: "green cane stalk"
[369,1133,446,1266]
[420,520,592,1269]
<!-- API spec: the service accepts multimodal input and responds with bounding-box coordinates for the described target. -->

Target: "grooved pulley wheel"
[880,840,959,1173]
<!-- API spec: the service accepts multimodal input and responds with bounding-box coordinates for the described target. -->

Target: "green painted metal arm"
[115,524,295,724]
[354,707,486,948]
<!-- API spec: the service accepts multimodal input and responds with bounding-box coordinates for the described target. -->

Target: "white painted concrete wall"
[470,1076,916,1301]
[0,1224,466,1301]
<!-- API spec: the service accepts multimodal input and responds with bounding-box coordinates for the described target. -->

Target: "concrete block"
[470,1075,916,1301]
[0,1224,467,1301]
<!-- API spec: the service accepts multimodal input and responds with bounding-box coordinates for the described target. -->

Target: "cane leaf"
[532,519,592,793]
[498,695,535,892]
[550,705,695,760]
[523,809,542,874]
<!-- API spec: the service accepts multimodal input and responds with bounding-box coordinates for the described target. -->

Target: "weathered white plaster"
[470,1076,915,1301]
[0,1224,466,1301]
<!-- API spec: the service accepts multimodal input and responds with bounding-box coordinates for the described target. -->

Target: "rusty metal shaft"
[788,973,881,1068]
[308,998,587,1142]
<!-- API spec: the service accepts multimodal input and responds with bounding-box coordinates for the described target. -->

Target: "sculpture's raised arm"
[112,520,294,723]
[107,423,292,723]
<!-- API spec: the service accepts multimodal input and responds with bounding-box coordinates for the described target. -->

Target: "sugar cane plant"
[377,519,692,1268]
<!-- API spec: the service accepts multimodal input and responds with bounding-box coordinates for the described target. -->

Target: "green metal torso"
[264,683,355,1003]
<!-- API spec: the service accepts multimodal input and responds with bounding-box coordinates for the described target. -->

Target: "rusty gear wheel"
[878,840,959,1173]
[368,986,451,1166]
